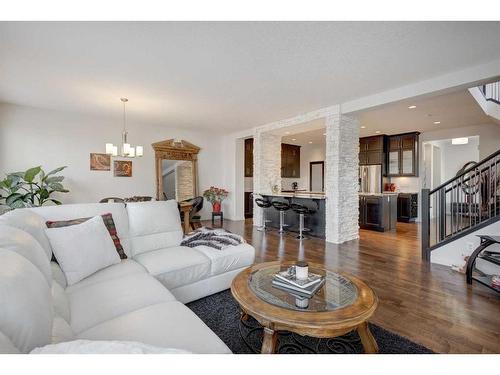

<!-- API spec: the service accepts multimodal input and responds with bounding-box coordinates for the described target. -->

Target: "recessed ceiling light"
[308,141,313,144]
[291,138,297,141]
[375,130,381,134]
[361,126,366,129]
[408,105,417,109]
[433,121,441,125]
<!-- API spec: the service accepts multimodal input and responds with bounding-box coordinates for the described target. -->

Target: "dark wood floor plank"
[205,219,500,354]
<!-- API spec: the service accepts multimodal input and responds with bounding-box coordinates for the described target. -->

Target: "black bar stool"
[271,200,291,234]
[291,203,315,240]
[254,196,272,231]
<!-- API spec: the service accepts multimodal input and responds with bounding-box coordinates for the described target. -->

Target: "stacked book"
[272,269,325,298]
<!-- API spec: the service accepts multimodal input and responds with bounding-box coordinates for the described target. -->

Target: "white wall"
[431,136,480,182]
[282,142,326,191]
[0,103,223,220]
[431,219,500,274]
[420,123,500,160]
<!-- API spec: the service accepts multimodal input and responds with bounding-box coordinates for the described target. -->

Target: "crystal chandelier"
[105,98,143,158]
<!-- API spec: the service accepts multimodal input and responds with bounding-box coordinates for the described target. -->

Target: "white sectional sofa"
[0,200,255,354]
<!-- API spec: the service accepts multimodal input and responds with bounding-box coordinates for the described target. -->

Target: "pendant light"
[105,98,143,158]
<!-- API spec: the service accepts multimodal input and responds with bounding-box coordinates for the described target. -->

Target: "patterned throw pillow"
[46,213,127,260]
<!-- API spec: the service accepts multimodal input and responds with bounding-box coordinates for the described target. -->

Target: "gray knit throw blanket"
[180,227,246,250]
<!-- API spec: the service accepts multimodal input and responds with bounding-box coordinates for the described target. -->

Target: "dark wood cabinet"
[397,193,418,222]
[244,139,300,178]
[387,132,419,177]
[359,135,387,174]
[281,143,301,178]
[364,196,383,230]
[359,194,397,232]
[244,138,254,177]
[244,192,253,218]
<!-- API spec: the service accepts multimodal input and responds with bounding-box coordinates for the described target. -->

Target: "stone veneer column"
[325,114,360,243]
[252,130,282,227]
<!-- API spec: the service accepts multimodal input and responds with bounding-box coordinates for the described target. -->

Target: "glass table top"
[249,264,358,312]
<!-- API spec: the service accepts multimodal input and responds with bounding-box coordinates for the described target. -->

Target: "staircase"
[421,148,500,261]
[481,81,500,104]
[469,81,500,121]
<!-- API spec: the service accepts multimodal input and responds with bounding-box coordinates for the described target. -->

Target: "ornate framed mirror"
[152,139,200,201]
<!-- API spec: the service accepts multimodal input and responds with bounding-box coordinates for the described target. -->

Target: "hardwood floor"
[206,219,500,354]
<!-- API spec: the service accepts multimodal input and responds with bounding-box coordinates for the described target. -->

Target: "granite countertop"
[358,192,399,196]
[261,192,326,199]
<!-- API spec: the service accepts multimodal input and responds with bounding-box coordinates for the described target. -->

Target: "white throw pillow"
[45,216,120,285]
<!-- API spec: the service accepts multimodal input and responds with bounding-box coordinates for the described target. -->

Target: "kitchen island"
[359,192,398,232]
[260,193,326,238]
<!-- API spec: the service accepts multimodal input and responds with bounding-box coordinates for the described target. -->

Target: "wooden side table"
[212,211,223,227]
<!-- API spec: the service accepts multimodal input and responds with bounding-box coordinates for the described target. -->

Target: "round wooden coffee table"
[231,261,379,354]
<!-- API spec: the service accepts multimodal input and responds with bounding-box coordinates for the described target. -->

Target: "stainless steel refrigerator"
[359,165,382,193]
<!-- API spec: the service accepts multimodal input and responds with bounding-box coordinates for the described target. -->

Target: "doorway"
[309,161,324,192]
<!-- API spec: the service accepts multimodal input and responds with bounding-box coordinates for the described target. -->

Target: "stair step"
[472,274,500,293]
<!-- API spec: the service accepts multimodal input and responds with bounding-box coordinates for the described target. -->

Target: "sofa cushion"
[52,282,70,323]
[134,246,210,289]
[0,332,20,354]
[51,316,75,344]
[65,259,146,292]
[194,243,255,277]
[77,301,231,353]
[126,200,183,256]
[46,213,127,260]
[66,273,176,333]
[51,261,67,288]
[0,224,52,285]
[0,250,53,353]
[28,203,132,257]
[46,216,121,285]
[0,209,52,260]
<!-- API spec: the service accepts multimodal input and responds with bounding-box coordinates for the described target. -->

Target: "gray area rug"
[187,289,434,354]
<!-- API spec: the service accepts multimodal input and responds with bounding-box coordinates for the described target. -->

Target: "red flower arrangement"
[203,186,229,213]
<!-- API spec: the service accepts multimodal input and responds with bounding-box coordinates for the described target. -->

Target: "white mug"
[295,261,308,280]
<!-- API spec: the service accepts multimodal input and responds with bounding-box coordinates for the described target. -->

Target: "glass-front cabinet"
[388,151,399,175]
[387,132,419,177]
[401,150,414,175]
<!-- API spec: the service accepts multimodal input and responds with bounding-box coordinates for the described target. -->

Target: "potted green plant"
[0,166,69,210]
[203,186,229,213]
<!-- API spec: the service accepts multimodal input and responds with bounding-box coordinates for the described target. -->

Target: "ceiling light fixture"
[408,105,417,109]
[361,126,366,129]
[106,98,143,158]
[375,130,381,134]
[433,121,441,125]
[285,131,290,135]
[292,138,297,141]
[308,141,313,144]
[323,133,326,136]
[452,137,469,145]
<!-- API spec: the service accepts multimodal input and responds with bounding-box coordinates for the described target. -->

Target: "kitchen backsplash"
[390,177,420,193]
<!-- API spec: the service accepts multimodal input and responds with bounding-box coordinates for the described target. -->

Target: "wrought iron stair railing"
[421,148,500,261]
[480,81,500,105]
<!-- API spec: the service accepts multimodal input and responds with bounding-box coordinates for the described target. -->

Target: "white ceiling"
[281,88,497,144]
[1,22,500,131]
[358,89,495,137]
[282,127,326,146]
